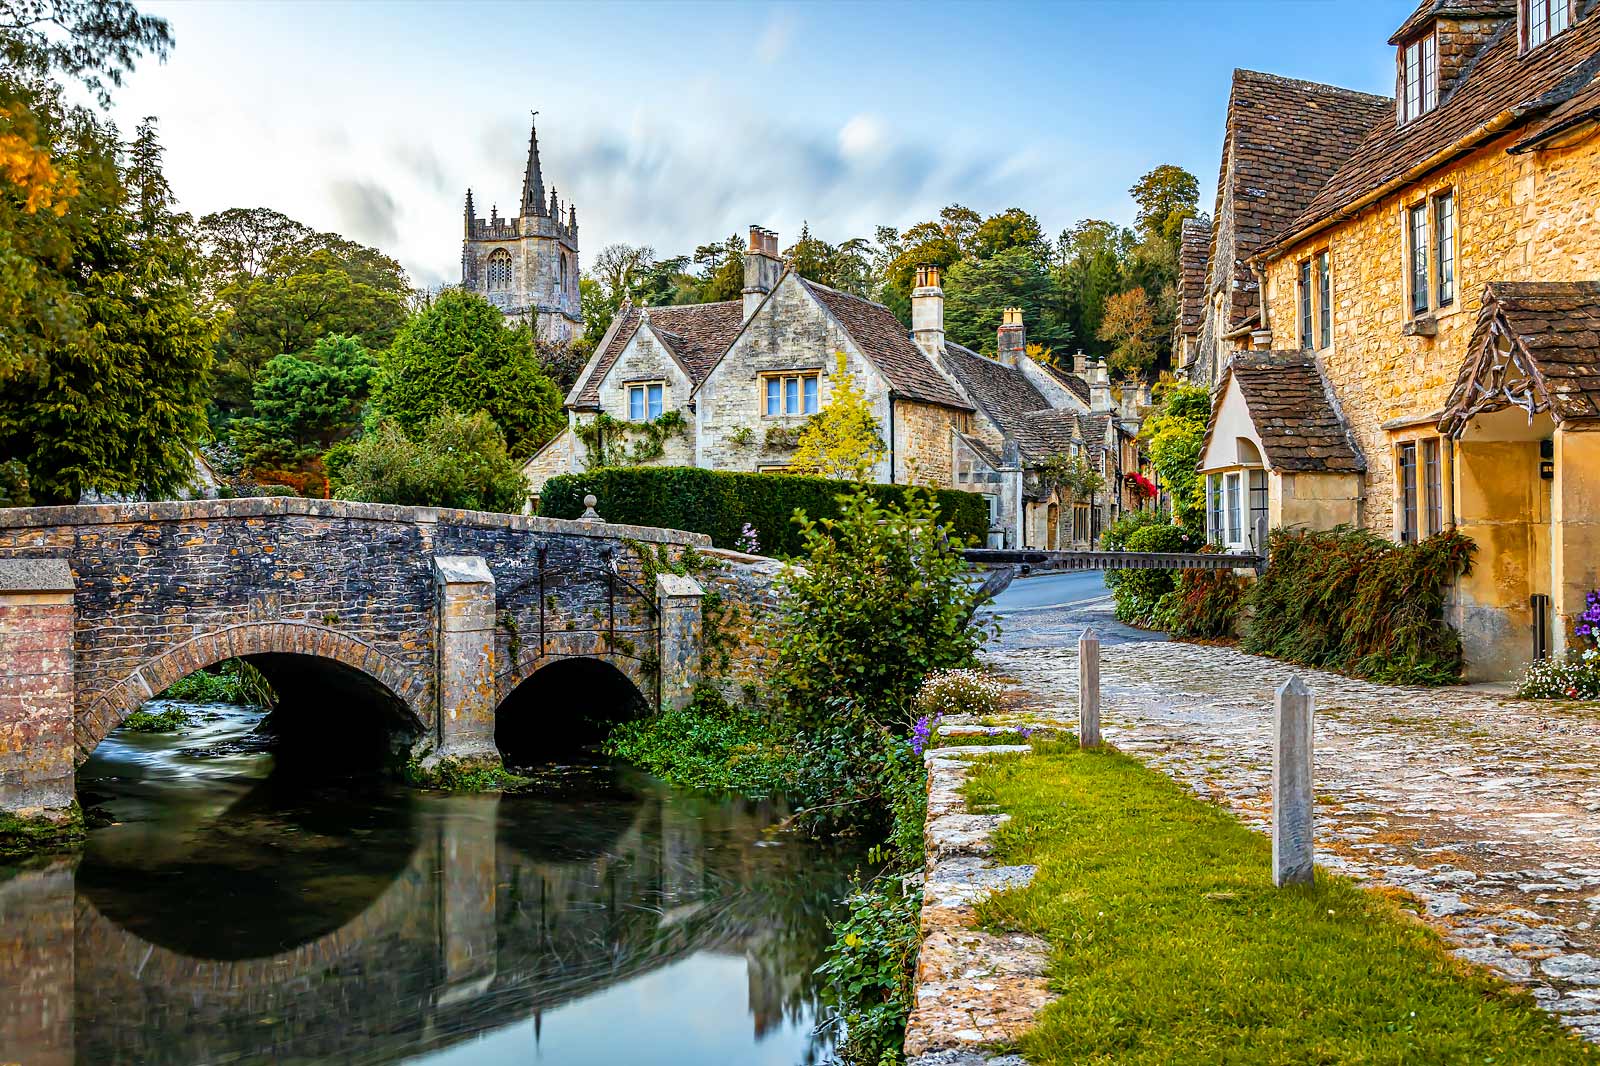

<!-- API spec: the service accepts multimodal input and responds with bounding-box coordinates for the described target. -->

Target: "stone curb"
[904,741,1055,1065]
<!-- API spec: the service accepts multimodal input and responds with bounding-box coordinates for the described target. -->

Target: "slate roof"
[1036,361,1091,404]
[1442,281,1600,432]
[1212,71,1393,330]
[572,300,744,408]
[800,279,972,410]
[1271,12,1600,255]
[1014,409,1082,461]
[1205,352,1365,473]
[1389,0,1515,45]
[941,342,1052,441]
[1177,217,1210,338]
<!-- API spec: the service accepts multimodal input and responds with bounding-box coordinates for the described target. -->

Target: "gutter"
[1257,108,1521,265]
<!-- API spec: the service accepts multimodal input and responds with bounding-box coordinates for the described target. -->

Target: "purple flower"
[1019,727,1035,739]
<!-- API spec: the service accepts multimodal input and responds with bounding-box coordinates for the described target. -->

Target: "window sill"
[1403,314,1439,337]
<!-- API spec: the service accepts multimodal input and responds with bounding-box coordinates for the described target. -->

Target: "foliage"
[784,222,874,296]
[372,287,562,458]
[158,659,273,705]
[1108,523,1192,628]
[1125,471,1158,500]
[1129,163,1201,243]
[540,466,989,558]
[1036,452,1106,504]
[1243,527,1476,685]
[603,685,795,795]
[404,755,530,793]
[336,407,529,513]
[817,880,923,1066]
[790,352,885,481]
[914,668,1005,722]
[1140,382,1211,527]
[943,245,1071,355]
[228,333,374,480]
[0,0,172,106]
[966,745,1597,1065]
[1155,564,1247,640]
[0,109,213,504]
[1097,285,1159,380]
[1516,651,1600,701]
[120,704,190,732]
[574,409,686,468]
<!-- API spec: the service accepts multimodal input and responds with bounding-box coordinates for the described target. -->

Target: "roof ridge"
[1232,68,1391,106]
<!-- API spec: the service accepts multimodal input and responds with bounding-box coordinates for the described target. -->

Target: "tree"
[195,206,312,289]
[229,333,373,475]
[943,246,1071,355]
[373,287,562,458]
[1098,286,1159,380]
[1129,164,1200,244]
[1140,382,1211,528]
[971,207,1044,260]
[0,115,213,504]
[784,223,874,296]
[790,352,885,481]
[336,407,529,513]
[0,0,172,106]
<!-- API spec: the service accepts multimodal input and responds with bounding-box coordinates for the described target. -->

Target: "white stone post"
[1273,676,1315,887]
[1078,627,1101,749]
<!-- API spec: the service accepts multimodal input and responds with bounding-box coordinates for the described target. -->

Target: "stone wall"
[695,548,788,694]
[586,323,696,466]
[893,400,961,486]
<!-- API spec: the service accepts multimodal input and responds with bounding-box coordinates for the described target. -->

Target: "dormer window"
[1525,0,1570,49]
[1400,33,1438,123]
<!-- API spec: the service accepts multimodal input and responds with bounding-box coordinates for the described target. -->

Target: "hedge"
[539,466,990,556]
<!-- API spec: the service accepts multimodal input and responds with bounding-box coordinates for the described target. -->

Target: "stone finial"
[580,494,603,523]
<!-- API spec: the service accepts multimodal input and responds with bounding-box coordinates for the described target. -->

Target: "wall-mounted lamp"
[1541,439,1554,480]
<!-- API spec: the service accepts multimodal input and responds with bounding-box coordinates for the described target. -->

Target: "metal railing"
[964,548,1266,573]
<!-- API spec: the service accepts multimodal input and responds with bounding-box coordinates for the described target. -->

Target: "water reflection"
[0,708,861,1066]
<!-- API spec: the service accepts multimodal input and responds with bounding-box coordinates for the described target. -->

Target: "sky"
[105,1,1422,289]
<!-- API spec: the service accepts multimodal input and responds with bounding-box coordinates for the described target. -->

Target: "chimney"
[1072,350,1087,377]
[996,307,1025,366]
[1089,357,1114,414]
[743,225,782,320]
[911,263,945,357]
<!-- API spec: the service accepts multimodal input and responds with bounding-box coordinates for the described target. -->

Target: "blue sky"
[107,1,1419,288]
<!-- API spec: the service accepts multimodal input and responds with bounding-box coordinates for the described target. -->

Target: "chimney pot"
[743,224,782,321]
[911,262,945,357]
[996,307,1026,367]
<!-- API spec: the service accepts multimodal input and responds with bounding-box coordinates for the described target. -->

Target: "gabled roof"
[1014,409,1081,461]
[1211,71,1393,330]
[1389,0,1515,45]
[941,342,1052,439]
[571,300,743,409]
[1269,12,1600,257]
[1177,217,1210,339]
[1441,280,1600,435]
[1036,361,1091,404]
[1203,351,1365,473]
[799,279,971,410]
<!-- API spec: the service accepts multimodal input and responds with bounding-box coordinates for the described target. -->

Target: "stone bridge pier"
[0,499,785,827]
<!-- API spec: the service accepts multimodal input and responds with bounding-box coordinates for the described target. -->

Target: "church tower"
[460,117,582,341]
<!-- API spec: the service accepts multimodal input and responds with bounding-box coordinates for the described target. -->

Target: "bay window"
[1249,469,1269,547]
[1225,472,1242,545]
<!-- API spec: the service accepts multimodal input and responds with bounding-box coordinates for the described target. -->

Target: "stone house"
[1195,0,1600,679]
[526,227,1139,549]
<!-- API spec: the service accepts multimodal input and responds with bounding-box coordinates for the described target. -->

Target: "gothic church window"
[486,249,513,291]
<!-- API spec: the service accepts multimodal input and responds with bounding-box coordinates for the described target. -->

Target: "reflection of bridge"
[0,786,843,1066]
[0,499,784,822]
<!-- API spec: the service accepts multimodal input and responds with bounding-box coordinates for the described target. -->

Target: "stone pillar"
[0,558,77,825]
[1552,427,1600,660]
[1078,628,1101,749]
[428,556,500,770]
[0,859,75,1065]
[1272,676,1315,887]
[656,572,705,712]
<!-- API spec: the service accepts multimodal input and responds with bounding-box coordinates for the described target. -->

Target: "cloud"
[755,9,797,64]
[327,179,400,248]
[838,114,886,161]
[392,142,451,195]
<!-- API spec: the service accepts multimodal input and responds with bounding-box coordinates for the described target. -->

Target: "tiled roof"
[1442,281,1600,434]
[1272,14,1600,255]
[1078,412,1115,457]
[801,279,972,410]
[1177,217,1210,338]
[1036,361,1091,404]
[1207,351,1365,473]
[1389,0,1515,45]
[1015,409,1081,461]
[1212,71,1393,330]
[941,342,1052,442]
[572,300,743,408]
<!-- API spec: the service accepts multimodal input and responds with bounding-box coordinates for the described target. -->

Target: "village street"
[989,636,1600,1043]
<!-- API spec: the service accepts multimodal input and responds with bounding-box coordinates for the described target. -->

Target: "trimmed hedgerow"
[1106,522,1194,628]
[1242,527,1475,686]
[539,466,989,557]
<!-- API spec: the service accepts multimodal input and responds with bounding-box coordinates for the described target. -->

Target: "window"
[1316,251,1332,349]
[1400,34,1437,123]
[763,372,819,416]
[1297,258,1313,349]
[1408,203,1430,316]
[1526,0,1570,48]
[485,248,513,292]
[1398,442,1419,543]
[1208,473,1224,542]
[1225,472,1242,544]
[1434,191,1455,307]
[1249,469,1269,546]
[627,382,664,422]
[1423,438,1443,536]
[560,252,568,292]
[1072,505,1089,546]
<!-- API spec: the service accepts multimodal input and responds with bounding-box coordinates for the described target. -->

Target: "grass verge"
[966,743,1597,1065]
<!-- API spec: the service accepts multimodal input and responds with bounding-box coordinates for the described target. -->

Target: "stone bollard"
[580,494,604,522]
[1078,627,1101,749]
[1272,676,1315,886]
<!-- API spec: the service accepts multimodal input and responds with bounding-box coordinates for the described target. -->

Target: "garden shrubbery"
[1156,565,1247,640]
[539,465,988,557]
[1104,520,1198,628]
[1516,588,1600,700]
[1243,526,1475,685]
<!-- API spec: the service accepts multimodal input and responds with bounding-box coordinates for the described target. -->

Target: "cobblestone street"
[989,637,1600,1043]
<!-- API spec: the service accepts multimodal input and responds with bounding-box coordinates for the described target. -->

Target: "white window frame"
[1525,0,1570,50]
[761,372,820,417]
[627,381,665,422]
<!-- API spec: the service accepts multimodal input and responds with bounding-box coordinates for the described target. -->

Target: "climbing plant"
[575,410,687,468]
[1036,452,1106,503]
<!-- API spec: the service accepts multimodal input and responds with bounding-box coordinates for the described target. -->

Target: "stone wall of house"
[588,327,696,467]
[893,400,961,486]
[523,425,577,495]
[696,275,893,478]
[1262,129,1600,536]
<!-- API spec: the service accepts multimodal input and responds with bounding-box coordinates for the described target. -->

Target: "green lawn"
[965,743,1598,1065]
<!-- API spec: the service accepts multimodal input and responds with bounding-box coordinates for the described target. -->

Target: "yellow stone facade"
[1257,128,1600,678]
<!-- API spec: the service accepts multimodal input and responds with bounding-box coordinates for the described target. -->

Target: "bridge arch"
[493,653,651,765]
[76,622,431,764]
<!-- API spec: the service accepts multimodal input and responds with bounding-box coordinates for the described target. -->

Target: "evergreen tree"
[943,247,1071,355]
[229,333,374,472]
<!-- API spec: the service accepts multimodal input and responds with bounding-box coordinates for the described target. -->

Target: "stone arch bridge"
[0,498,783,823]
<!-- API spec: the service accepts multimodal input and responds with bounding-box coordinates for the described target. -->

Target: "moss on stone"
[0,803,87,858]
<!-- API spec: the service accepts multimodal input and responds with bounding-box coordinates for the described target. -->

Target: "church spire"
[463,188,475,237]
[521,114,547,217]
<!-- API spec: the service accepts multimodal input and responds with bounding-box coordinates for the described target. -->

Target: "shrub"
[121,705,191,732]
[817,879,923,1065]
[540,465,988,558]
[1156,565,1247,640]
[602,685,794,795]
[1243,527,1475,685]
[1517,652,1600,700]
[1108,522,1192,628]
[914,668,1005,722]
[158,660,273,704]
[336,408,529,513]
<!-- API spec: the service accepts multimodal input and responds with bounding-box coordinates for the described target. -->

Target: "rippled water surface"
[1,702,863,1065]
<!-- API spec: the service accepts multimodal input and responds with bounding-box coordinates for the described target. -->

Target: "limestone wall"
[893,400,961,486]
[694,548,788,694]
[586,325,696,467]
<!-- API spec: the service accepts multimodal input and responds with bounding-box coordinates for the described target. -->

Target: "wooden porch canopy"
[1440,281,1600,438]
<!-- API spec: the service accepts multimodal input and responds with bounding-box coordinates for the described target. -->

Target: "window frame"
[1208,473,1224,543]
[626,381,665,422]
[1408,202,1430,316]
[1525,0,1571,50]
[1297,258,1313,350]
[1248,468,1269,546]
[760,371,821,417]
[1316,251,1332,350]
[1434,190,1456,308]
[1398,441,1420,544]
[1422,437,1443,537]
[1399,32,1438,124]
[1225,471,1242,545]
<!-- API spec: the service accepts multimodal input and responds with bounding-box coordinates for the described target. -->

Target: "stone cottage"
[526,227,1138,549]
[1194,0,1600,679]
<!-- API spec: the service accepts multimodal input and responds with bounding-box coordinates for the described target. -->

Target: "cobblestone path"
[990,640,1600,1043]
